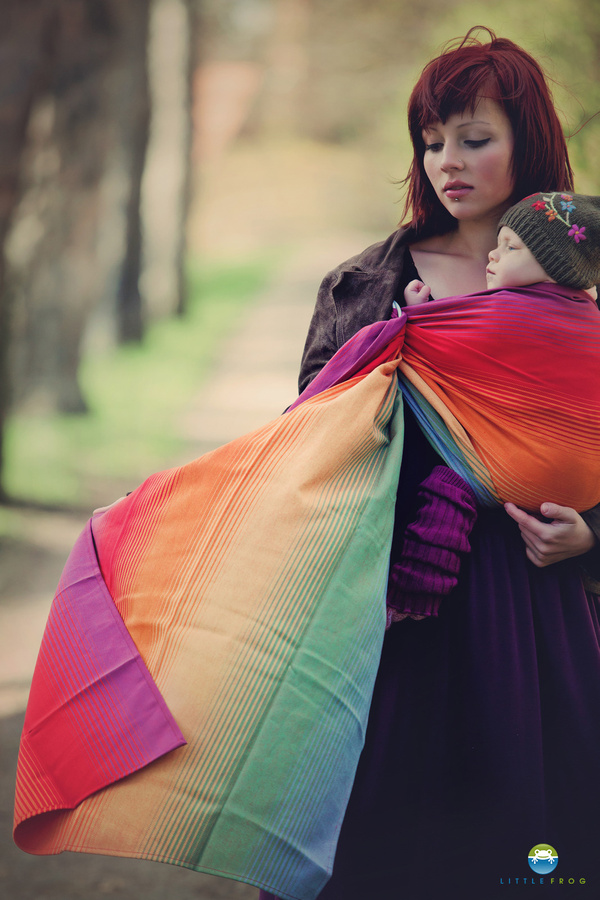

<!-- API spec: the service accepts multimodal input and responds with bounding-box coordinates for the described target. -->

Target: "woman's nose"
[440,146,464,172]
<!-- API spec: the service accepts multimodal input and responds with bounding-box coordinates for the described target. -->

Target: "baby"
[405,190,600,304]
[387,191,600,626]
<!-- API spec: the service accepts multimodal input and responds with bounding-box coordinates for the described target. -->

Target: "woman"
[261,28,600,900]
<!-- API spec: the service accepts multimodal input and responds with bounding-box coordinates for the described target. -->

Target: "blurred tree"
[200,0,458,144]
[0,2,56,500]
[0,0,200,501]
[6,0,117,420]
[200,0,272,62]
[253,0,312,137]
[140,0,199,321]
[109,0,152,343]
[177,0,202,316]
[539,0,600,191]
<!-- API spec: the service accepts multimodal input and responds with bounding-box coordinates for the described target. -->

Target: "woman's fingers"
[513,526,555,565]
[521,533,560,567]
[538,502,578,524]
[504,502,596,566]
[504,502,549,538]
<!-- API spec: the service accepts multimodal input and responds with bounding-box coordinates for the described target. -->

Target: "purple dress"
[260,247,600,900]
[312,466,600,899]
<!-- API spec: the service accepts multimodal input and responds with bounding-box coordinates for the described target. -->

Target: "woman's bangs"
[417,69,504,130]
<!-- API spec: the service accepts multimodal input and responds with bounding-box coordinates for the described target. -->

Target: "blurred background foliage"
[0,0,598,510]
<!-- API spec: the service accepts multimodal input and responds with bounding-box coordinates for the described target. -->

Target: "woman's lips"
[444,182,473,199]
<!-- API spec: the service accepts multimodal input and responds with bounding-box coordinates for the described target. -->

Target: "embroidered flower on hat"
[530,192,582,238]
[568,224,586,243]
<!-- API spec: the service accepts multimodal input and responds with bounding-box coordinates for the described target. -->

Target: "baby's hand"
[404,279,431,306]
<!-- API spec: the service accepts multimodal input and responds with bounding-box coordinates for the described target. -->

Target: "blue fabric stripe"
[398,376,498,508]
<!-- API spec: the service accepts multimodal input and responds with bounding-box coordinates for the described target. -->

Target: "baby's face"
[486,226,554,290]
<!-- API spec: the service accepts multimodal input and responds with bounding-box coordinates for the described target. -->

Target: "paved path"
[0,232,374,900]
[179,235,367,453]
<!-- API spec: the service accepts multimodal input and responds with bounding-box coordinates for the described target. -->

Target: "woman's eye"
[464,138,491,149]
[424,142,443,152]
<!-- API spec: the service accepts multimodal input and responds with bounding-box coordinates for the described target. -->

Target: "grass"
[2,253,277,509]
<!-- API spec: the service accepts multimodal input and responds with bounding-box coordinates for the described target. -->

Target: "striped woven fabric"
[399,283,600,511]
[13,282,600,900]
[14,357,405,900]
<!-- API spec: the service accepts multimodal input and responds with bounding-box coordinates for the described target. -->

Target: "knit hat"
[498,191,600,289]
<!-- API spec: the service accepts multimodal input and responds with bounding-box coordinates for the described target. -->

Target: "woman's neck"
[442,219,499,262]
[410,218,500,298]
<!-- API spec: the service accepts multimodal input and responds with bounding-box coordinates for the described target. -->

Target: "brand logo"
[499,843,586,885]
[528,844,559,875]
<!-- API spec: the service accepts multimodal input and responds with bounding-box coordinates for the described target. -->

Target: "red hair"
[401,27,575,235]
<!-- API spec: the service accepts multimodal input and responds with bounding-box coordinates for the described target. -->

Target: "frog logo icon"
[528,844,558,874]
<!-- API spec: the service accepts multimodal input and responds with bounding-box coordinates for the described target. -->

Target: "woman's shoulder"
[299,227,417,392]
[319,226,417,312]
[317,227,417,344]
[326,226,416,278]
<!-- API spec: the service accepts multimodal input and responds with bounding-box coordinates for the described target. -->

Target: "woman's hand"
[504,501,597,567]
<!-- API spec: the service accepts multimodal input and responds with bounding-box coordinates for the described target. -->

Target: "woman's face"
[421,98,515,225]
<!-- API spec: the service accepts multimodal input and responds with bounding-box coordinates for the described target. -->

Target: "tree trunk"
[102,0,152,344]
[141,0,195,321]
[5,1,118,418]
[247,0,312,138]
[175,0,201,316]
[0,1,60,497]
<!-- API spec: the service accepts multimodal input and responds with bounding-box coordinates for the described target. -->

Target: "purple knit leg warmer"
[386,465,478,624]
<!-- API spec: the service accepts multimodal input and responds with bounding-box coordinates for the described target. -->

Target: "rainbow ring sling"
[14,283,600,900]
